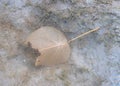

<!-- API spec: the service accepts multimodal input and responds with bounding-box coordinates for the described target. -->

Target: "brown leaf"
[25,26,71,66]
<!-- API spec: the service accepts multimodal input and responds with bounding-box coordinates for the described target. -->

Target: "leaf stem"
[68,27,100,43]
